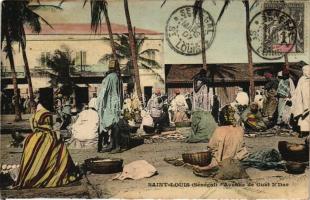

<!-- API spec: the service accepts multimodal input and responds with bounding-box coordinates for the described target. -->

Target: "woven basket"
[143,125,155,134]
[84,157,123,174]
[175,121,192,127]
[182,151,212,166]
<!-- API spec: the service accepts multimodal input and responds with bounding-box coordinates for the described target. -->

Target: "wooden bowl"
[84,157,123,174]
[182,151,212,166]
[175,121,192,127]
[285,161,306,174]
[278,141,309,162]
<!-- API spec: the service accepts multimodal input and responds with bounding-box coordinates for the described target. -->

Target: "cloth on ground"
[241,148,285,170]
[214,158,249,180]
[113,160,157,180]
[186,111,217,143]
[193,158,249,180]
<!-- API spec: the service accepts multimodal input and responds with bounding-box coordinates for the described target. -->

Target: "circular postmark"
[249,9,297,60]
[165,5,216,56]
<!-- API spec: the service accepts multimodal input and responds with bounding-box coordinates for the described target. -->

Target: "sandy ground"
[0,129,309,199]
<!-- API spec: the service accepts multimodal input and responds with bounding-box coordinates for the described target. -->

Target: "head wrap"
[302,65,310,78]
[235,91,249,106]
[264,73,273,79]
[88,97,97,110]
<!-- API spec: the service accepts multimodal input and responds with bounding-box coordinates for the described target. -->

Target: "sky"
[34,0,309,64]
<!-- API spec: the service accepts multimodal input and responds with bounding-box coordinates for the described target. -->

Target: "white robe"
[71,109,99,141]
[292,75,310,132]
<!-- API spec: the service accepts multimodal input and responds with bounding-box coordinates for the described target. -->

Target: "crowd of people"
[1,93,32,114]
[8,61,309,188]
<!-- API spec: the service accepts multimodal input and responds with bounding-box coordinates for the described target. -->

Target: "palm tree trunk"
[21,39,36,113]
[5,31,22,121]
[124,0,142,100]
[284,53,289,71]
[103,5,117,60]
[199,8,207,71]
[244,0,255,102]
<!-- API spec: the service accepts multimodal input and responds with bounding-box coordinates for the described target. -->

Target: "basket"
[143,125,155,134]
[285,161,306,174]
[175,121,192,127]
[130,126,139,133]
[182,151,212,166]
[84,157,123,174]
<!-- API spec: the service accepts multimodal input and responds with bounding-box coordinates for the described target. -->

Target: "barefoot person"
[14,95,80,189]
[97,60,123,153]
[194,105,249,174]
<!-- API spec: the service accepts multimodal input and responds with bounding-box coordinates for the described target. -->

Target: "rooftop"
[25,23,162,35]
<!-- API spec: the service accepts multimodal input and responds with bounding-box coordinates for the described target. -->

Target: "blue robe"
[97,72,122,132]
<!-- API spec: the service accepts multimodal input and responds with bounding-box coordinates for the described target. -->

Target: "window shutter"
[75,51,81,66]
[82,51,86,65]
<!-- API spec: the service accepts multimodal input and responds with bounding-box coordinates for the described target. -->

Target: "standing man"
[97,60,123,153]
[147,88,164,133]
[170,89,189,123]
[276,69,295,126]
[292,65,310,137]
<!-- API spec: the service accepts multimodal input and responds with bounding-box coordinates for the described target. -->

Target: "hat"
[302,65,310,78]
[108,60,120,70]
[264,73,273,79]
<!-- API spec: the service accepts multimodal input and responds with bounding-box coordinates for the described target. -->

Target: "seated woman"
[14,96,81,189]
[241,102,267,132]
[68,100,99,149]
[194,106,249,173]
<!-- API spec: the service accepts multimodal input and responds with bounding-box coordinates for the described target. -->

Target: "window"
[40,52,50,67]
[75,51,87,67]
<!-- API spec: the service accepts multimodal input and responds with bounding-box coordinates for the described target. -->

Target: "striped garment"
[14,108,80,189]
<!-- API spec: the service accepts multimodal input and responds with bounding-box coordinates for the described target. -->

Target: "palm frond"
[140,63,164,83]
[98,54,114,64]
[160,0,167,8]
[216,0,231,24]
[139,48,159,55]
[193,0,203,20]
[88,0,108,33]
[250,0,260,11]
[28,5,63,11]
[139,56,161,68]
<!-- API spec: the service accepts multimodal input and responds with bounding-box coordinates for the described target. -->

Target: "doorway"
[144,86,152,105]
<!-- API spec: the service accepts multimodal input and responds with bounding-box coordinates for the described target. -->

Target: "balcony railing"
[1,72,25,78]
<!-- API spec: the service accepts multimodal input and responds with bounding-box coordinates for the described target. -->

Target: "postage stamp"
[249,9,298,60]
[165,5,216,56]
[263,2,305,53]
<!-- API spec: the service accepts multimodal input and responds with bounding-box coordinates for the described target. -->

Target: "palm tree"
[216,0,258,101]
[99,34,164,83]
[45,46,76,98]
[162,0,208,71]
[1,25,22,121]
[123,0,143,101]
[83,0,117,60]
[2,0,60,116]
[193,0,207,71]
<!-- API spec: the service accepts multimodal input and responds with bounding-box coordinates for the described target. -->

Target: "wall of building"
[1,33,165,97]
